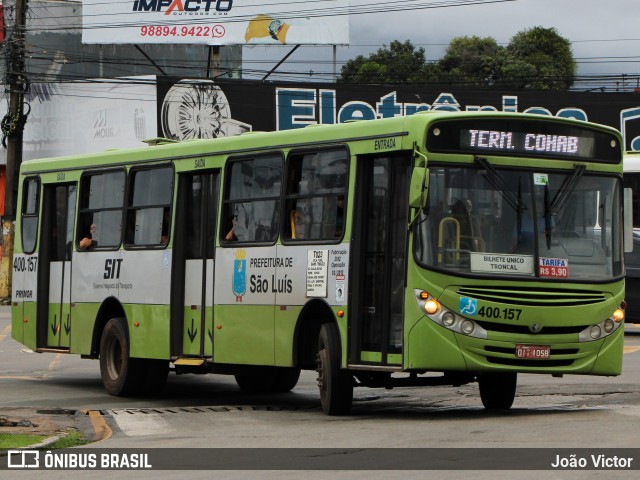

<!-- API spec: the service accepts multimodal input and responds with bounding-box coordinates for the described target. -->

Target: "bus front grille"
[456,286,607,307]
[485,356,575,367]
[474,321,585,335]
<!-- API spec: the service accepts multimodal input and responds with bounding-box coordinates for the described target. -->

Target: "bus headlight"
[442,311,455,327]
[425,300,440,315]
[603,318,615,333]
[461,320,475,335]
[578,309,623,342]
[414,289,487,339]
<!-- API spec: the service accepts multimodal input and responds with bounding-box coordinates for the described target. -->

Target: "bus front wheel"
[99,318,145,396]
[478,372,517,410]
[317,322,353,415]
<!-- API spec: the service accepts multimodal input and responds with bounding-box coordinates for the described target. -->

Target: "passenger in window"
[225,213,238,241]
[291,208,307,239]
[79,224,98,250]
[226,204,249,241]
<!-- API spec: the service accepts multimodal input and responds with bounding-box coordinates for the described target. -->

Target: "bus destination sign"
[426,118,621,163]
[465,129,591,157]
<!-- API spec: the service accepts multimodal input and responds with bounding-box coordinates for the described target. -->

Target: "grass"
[0,433,48,449]
[45,430,88,449]
[0,430,88,449]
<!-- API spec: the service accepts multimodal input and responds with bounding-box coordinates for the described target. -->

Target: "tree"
[506,26,576,89]
[437,36,504,85]
[338,27,577,90]
[433,27,575,89]
[338,40,429,83]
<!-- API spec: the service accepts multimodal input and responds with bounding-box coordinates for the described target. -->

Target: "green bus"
[11,111,630,415]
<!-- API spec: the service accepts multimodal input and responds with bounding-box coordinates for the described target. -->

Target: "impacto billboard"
[81,0,350,45]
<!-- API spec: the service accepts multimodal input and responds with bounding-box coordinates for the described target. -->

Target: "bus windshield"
[415,164,623,281]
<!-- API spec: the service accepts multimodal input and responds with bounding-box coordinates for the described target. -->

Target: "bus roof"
[19,111,622,175]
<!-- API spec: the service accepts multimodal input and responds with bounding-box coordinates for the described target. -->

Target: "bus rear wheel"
[317,322,353,415]
[478,372,517,410]
[99,317,145,396]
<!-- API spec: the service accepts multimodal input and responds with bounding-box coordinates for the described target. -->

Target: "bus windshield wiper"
[475,157,526,214]
[517,179,523,241]
[544,183,552,249]
[543,165,585,249]
[549,164,586,215]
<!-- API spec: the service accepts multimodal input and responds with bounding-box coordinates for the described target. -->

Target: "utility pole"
[1,0,29,299]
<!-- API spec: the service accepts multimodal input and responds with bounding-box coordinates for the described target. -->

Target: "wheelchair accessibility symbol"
[459,297,477,316]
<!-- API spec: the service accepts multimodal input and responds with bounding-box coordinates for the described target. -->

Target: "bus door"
[350,155,411,366]
[37,183,77,350]
[171,170,220,358]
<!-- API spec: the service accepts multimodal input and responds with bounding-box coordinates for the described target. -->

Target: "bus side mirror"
[409,166,429,209]
[625,188,634,253]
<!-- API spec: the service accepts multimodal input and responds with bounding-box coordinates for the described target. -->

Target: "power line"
[5,1,640,93]
[26,0,517,31]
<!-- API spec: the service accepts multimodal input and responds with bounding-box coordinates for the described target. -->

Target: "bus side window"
[125,166,173,248]
[222,155,282,243]
[77,170,125,250]
[21,177,41,254]
[284,148,348,242]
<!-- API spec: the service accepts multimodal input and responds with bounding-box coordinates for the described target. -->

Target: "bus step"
[173,358,206,366]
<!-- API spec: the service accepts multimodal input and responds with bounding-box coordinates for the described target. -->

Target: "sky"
[241,0,640,85]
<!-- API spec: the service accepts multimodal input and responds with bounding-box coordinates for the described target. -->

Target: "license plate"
[515,344,550,359]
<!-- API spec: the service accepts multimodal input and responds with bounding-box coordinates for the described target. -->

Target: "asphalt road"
[2,306,640,479]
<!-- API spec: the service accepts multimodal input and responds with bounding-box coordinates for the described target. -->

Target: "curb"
[4,409,113,450]
[77,410,112,444]
[24,434,65,450]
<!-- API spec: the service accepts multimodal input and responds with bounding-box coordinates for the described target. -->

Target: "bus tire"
[99,318,145,396]
[317,322,353,415]
[478,372,517,410]
[273,367,301,392]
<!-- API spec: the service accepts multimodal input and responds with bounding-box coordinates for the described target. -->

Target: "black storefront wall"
[156,77,640,319]
[156,77,640,150]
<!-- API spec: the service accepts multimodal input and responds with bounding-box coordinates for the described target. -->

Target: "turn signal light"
[419,291,429,300]
[612,309,625,323]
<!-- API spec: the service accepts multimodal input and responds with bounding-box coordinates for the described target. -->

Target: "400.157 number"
[13,256,37,273]
[477,306,522,320]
